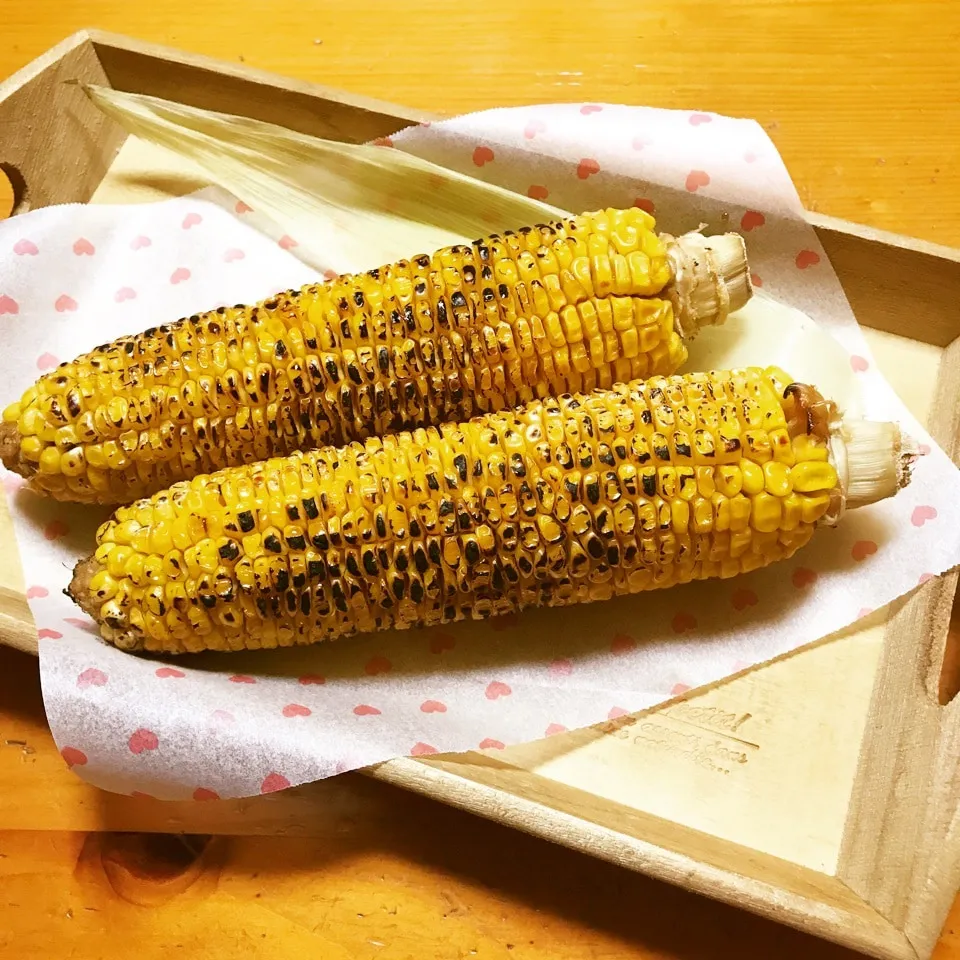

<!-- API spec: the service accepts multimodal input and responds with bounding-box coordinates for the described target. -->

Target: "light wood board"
[1,32,959,960]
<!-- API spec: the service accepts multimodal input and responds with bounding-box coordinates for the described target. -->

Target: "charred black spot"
[264,533,282,553]
[353,290,365,307]
[218,541,240,561]
[286,504,300,521]
[237,511,255,533]
[454,454,468,481]
[286,534,306,551]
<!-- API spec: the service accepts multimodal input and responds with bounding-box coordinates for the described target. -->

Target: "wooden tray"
[2,30,960,960]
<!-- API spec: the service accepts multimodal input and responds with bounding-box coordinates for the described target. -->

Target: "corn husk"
[81,84,862,412]
[81,84,566,274]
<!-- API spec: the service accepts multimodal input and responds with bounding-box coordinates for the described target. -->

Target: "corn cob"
[68,366,914,655]
[1,207,750,505]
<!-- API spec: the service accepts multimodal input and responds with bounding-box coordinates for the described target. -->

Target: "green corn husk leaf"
[81,83,568,275]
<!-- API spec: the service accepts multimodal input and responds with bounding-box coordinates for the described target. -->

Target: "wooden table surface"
[2,3,960,958]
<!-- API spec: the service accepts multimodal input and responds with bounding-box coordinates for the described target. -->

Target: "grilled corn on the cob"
[1,208,750,505]
[68,366,914,655]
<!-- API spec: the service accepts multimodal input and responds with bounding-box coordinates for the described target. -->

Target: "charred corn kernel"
[1,208,711,505]
[70,367,849,654]
[792,461,839,493]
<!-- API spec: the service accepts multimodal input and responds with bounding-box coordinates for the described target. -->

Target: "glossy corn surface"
[73,366,841,654]
[3,207,683,505]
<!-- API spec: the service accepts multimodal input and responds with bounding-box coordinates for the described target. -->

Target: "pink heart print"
[353,704,381,716]
[633,198,656,215]
[852,540,879,562]
[193,787,220,801]
[37,628,62,639]
[792,567,817,588]
[260,772,291,794]
[114,287,137,303]
[479,738,505,750]
[689,112,712,125]
[72,238,95,256]
[577,158,601,180]
[44,519,69,540]
[77,667,108,689]
[298,673,325,685]
[732,588,758,610]
[685,170,711,192]
[25,585,49,599]
[671,683,692,696]
[182,212,202,229]
[55,294,78,313]
[224,248,245,262]
[472,145,495,166]
[365,655,392,676]
[523,118,547,139]
[410,742,438,757]
[229,674,256,684]
[278,235,298,250]
[130,235,152,250]
[740,210,765,231]
[13,239,38,256]
[155,667,185,679]
[580,104,603,115]
[671,612,697,633]
[795,249,821,269]
[282,703,312,718]
[420,699,447,714]
[911,505,938,527]
[850,355,869,372]
[128,728,159,754]
[610,633,636,654]
[485,680,512,700]
[527,185,549,201]
[429,632,455,654]
[61,746,88,768]
[0,294,19,315]
[549,658,573,677]
[545,723,568,737]
[170,267,191,285]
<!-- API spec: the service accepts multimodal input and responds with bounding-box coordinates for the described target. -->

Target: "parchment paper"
[0,103,957,800]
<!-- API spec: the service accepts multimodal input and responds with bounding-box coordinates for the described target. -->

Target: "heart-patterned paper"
[1,103,959,801]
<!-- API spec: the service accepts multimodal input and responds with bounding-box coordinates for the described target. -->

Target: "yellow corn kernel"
[741,460,765,495]
[792,461,839,493]
[763,460,793,498]
[800,492,832,524]
[69,367,856,655]
[751,492,783,533]
[792,434,829,462]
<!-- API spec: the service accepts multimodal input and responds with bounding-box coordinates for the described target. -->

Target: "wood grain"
[1,16,959,959]
[1,1,959,246]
